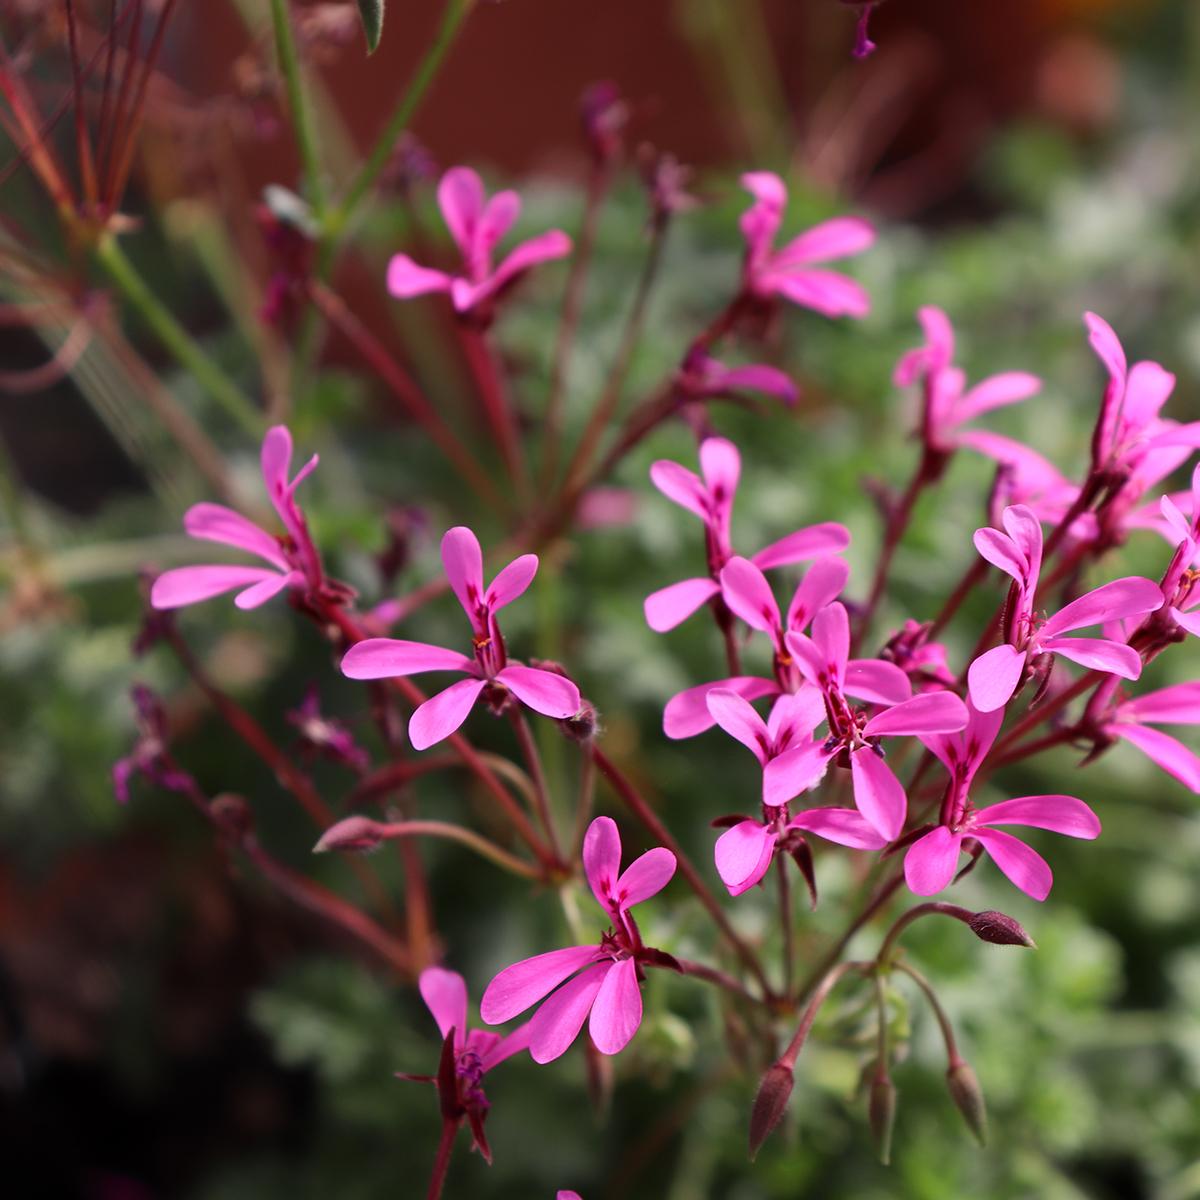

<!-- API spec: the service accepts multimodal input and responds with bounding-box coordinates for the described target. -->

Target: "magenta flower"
[150,425,324,611]
[387,166,571,315]
[341,527,581,749]
[705,689,885,896]
[1146,464,1200,638]
[401,967,532,1163]
[677,349,799,407]
[785,602,968,840]
[644,437,848,633]
[1099,683,1200,793]
[893,305,1041,464]
[286,685,369,772]
[480,817,675,1063]
[112,685,192,804]
[967,504,1162,712]
[905,702,1101,900]
[880,620,956,692]
[739,172,875,318]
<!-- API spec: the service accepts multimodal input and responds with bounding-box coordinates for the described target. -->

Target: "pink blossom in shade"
[480,817,675,1063]
[1100,683,1200,793]
[150,425,324,611]
[286,685,369,772]
[880,620,956,693]
[340,527,581,750]
[905,701,1101,901]
[406,967,532,1163]
[966,504,1163,713]
[893,305,1042,467]
[678,348,799,407]
[644,437,849,634]
[738,172,875,318]
[386,166,571,315]
[784,602,968,841]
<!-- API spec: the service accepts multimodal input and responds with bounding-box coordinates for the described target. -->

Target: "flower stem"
[875,901,975,966]
[509,709,564,864]
[671,956,759,1004]
[776,855,794,1000]
[268,0,326,216]
[893,960,959,1062]
[425,1118,459,1200]
[94,235,261,437]
[371,819,542,879]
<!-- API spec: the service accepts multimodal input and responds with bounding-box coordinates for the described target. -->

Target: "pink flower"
[677,349,799,407]
[1099,683,1200,793]
[402,967,532,1163]
[286,685,369,772]
[785,602,968,840]
[905,702,1101,900]
[480,817,675,1062]
[738,172,875,318]
[893,306,1042,466]
[967,504,1162,712]
[707,687,886,895]
[1145,464,1200,638]
[341,527,581,749]
[150,425,324,611]
[880,620,956,692]
[387,166,571,315]
[644,437,848,633]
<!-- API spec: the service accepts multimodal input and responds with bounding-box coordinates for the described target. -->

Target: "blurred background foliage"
[3,1,1200,1198]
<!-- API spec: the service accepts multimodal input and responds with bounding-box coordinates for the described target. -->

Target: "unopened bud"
[313,815,385,854]
[748,1061,794,1159]
[560,700,598,743]
[968,910,1036,948]
[946,1059,987,1146]
[868,1069,897,1165]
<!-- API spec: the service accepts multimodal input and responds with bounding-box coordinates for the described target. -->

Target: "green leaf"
[355,0,384,53]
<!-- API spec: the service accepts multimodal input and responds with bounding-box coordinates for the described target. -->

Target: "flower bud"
[868,1069,897,1165]
[968,910,1036,948]
[559,700,598,743]
[210,793,255,843]
[946,1059,988,1146]
[313,815,384,854]
[748,1061,794,1159]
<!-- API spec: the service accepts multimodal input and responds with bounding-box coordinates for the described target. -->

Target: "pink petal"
[958,431,1067,490]
[437,166,485,257]
[583,816,621,910]
[1001,505,1044,574]
[386,254,453,299]
[973,829,1053,901]
[754,523,851,571]
[714,820,777,896]
[850,748,907,841]
[904,826,963,895]
[1115,725,1200,792]
[705,688,771,762]
[341,638,474,679]
[1124,682,1200,725]
[790,807,888,850]
[663,677,777,739]
[768,268,871,319]
[811,602,850,682]
[495,665,581,718]
[409,678,487,750]
[477,188,521,261]
[967,644,1026,712]
[260,424,293,494]
[864,691,968,738]
[644,578,720,632]
[441,526,484,620]
[486,553,539,612]
[920,702,1003,778]
[1123,360,1176,428]
[765,688,826,745]
[1160,494,1192,544]
[183,503,287,569]
[614,848,676,909]
[529,963,610,1064]
[973,528,1026,584]
[461,230,571,310]
[843,659,913,706]
[1042,637,1141,679]
[588,957,642,1056]
[698,437,741,502]
[979,794,1101,838]
[772,216,875,267]
[784,630,825,690]
[1042,577,1163,637]
[739,171,785,253]
[648,460,706,520]
[711,362,799,405]
[233,571,301,609]
[893,305,953,386]
[1172,606,1200,637]
[149,564,282,610]
[953,371,1041,424]
[1084,311,1126,385]
[785,557,850,631]
[720,556,781,633]
[763,741,832,807]
[480,945,602,1024]
[479,1022,532,1072]
[419,967,468,1046]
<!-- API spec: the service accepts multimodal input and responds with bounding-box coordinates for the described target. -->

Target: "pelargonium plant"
[11,2,1185,1196]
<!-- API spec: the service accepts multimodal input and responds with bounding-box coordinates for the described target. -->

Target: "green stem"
[94,236,261,437]
[269,0,327,215]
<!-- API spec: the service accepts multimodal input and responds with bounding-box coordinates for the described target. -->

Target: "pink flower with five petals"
[341,527,580,749]
[1098,683,1200,793]
[480,817,675,1063]
[387,166,571,315]
[905,702,1101,900]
